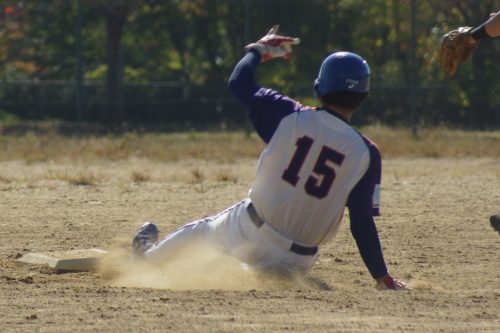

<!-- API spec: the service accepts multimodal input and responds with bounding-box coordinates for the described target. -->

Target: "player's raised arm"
[228,25,300,107]
[227,51,261,107]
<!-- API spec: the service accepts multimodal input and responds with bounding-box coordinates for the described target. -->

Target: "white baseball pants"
[144,198,319,273]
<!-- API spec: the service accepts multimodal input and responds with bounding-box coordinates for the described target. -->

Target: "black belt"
[247,202,318,256]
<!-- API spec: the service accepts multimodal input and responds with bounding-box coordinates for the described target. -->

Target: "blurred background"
[0,0,498,132]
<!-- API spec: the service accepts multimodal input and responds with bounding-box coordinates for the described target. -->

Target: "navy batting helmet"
[314,52,370,97]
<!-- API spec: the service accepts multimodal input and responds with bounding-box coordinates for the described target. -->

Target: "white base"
[17,248,108,271]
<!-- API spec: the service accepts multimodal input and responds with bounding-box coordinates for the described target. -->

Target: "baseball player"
[438,11,500,233]
[132,26,409,291]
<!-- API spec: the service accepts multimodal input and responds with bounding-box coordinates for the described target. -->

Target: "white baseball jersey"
[248,88,381,246]
[251,105,374,245]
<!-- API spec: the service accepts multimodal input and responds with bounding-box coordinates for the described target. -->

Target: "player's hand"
[244,25,300,62]
[375,274,410,291]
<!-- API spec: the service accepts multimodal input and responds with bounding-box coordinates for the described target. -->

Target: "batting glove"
[245,25,300,62]
[375,274,410,291]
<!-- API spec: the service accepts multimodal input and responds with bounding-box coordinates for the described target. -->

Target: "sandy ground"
[0,157,499,332]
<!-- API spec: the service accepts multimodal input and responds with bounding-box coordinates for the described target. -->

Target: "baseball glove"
[245,25,300,62]
[438,27,477,77]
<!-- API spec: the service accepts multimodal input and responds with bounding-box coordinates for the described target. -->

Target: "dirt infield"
[1,157,499,332]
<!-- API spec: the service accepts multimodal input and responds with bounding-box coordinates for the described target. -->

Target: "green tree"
[100,0,129,123]
[0,0,497,127]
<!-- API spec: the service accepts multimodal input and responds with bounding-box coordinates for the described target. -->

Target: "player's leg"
[139,200,249,262]
[142,219,211,261]
[132,198,320,274]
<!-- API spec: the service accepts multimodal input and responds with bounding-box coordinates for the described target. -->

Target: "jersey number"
[281,136,345,199]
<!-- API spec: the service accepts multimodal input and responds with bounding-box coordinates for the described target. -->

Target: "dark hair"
[320,91,369,110]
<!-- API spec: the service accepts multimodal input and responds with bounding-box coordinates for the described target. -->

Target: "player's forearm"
[471,11,500,40]
[485,11,500,37]
[228,50,262,107]
[350,214,388,280]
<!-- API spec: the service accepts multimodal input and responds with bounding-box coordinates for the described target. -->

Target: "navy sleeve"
[228,50,261,108]
[228,50,309,143]
[247,89,308,143]
[346,141,388,279]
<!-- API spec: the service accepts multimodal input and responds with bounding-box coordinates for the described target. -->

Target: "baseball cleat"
[490,214,500,234]
[132,222,159,255]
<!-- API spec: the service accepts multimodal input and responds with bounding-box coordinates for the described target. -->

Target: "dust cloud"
[408,279,445,292]
[97,238,319,291]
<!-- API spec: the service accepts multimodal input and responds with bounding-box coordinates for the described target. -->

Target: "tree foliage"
[0,0,498,127]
